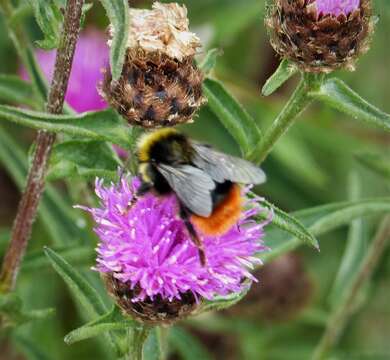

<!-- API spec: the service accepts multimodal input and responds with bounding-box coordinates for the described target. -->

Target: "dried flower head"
[102,2,205,128]
[78,177,268,324]
[266,0,373,73]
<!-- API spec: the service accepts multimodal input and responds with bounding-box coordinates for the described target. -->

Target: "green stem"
[128,325,151,360]
[248,73,323,165]
[311,216,390,360]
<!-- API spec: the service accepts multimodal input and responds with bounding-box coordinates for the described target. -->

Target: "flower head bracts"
[78,177,268,303]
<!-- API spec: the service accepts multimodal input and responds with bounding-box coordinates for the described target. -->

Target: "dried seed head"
[103,2,205,128]
[266,0,374,73]
[104,274,198,325]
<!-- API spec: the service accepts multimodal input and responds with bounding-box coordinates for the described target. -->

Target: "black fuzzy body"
[140,131,233,210]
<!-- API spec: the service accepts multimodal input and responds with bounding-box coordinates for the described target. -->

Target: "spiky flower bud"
[266,0,374,73]
[102,2,205,128]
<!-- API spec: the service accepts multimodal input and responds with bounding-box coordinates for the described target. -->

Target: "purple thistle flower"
[314,0,360,17]
[21,29,109,113]
[78,177,269,303]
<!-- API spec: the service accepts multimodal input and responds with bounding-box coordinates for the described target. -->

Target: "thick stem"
[0,0,84,293]
[248,73,320,165]
[311,216,390,360]
[128,326,150,360]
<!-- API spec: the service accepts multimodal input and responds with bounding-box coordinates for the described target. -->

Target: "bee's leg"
[126,182,152,211]
[179,206,207,266]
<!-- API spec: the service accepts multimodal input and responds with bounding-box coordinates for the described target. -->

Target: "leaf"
[198,48,221,75]
[203,78,262,155]
[262,59,298,96]
[143,328,163,360]
[23,245,95,271]
[0,228,10,255]
[255,197,320,250]
[0,293,54,328]
[328,172,367,308]
[0,74,38,108]
[13,336,51,360]
[309,78,390,132]
[64,308,135,344]
[99,0,130,80]
[47,140,120,181]
[200,280,252,313]
[44,247,107,318]
[0,126,85,245]
[0,106,133,149]
[27,0,65,49]
[169,327,213,360]
[355,151,390,180]
[259,198,390,264]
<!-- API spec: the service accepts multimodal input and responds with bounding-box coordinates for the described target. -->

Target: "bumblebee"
[135,128,266,265]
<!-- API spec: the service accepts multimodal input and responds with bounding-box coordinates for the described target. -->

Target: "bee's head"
[137,128,190,165]
[137,128,180,163]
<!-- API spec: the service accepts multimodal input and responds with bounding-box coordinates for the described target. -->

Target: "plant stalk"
[0,0,85,293]
[128,326,151,360]
[248,73,320,165]
[311,216,390,360]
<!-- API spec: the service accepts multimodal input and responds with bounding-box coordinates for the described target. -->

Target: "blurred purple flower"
[21,29,109,113]
[315,0,360,16]
[78,177,269,302]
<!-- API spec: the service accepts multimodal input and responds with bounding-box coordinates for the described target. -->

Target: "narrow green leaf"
[13,336,51,360]
[44,247,107,318]
[262,59,298,96]
[0,106,133,149]
[0,74,38,107]
[199,48,221,75]
[23,245,95,271]
[309,78,390,132]
[99,0,129,80]
[143,328,163,360]
[328,172,367,308]
[259,198,390,264]
[200,280,252,313]
[0,228,10,255]
[0,126,84,245]
[27,0,65,49]
[203,78,262,155]
[356,151,390,180]
[0,293,54,327]
[64,308,135,344]
[169,327,213,360]
[256,197,319,250]
[48,140,120,181]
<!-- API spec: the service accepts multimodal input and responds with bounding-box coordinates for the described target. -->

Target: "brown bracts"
[266,0,374,73]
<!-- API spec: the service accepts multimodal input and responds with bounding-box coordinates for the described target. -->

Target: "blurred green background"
[0,0,389,359]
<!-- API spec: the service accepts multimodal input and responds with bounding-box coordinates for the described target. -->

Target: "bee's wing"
[157,163,215,217]
[192,143,266,184]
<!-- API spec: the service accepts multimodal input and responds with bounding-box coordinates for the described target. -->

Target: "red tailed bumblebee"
[135,128,266,265]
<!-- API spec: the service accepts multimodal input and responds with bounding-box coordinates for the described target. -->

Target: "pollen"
[191,184,243,236]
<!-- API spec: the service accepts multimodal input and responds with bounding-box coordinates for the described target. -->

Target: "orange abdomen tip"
[191,184,242,236]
